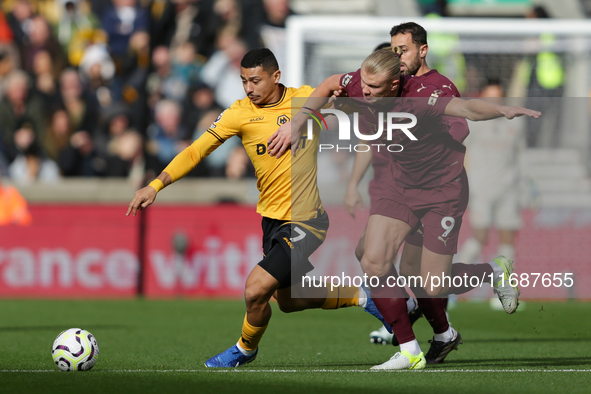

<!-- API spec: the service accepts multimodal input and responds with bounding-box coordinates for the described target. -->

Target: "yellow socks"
[322,286,360,309]
[237,286,361,353]
[238,314,268,352]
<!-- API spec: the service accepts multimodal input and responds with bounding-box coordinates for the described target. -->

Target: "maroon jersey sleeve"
[423,71,470,143]
[437,77,469,143]
[339,69,362,97]
[445,110,470,142]
[406,87,452,120]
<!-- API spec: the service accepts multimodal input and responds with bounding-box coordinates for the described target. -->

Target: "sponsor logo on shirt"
[256,144,267,155]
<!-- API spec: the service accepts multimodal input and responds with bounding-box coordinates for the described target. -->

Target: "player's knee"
[244,285,268,309]
[360,255,390,278]
[424,286,449,298]
[361,240,401,277]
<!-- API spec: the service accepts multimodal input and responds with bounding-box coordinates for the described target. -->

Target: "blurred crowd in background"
[0,0,294,185]
[0,0,569,188]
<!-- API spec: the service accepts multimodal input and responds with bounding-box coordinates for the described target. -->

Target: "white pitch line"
[1,369,591,373]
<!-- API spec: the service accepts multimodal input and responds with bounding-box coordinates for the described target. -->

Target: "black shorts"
[259,209,329,289]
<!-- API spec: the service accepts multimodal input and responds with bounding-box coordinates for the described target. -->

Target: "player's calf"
[369,298,422,345]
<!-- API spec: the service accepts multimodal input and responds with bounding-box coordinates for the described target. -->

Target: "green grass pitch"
[1,299,590,393]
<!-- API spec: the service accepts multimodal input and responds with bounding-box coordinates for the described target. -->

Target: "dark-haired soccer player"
[347,22,472,354]
[126,48,389,368]
[269,47,539,370]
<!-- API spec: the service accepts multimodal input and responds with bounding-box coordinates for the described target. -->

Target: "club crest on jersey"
[277,114,290,126]
[428,90,443,106]
[342,74,353,87]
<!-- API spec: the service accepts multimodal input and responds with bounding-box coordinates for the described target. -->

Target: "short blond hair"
[361,46,401,81]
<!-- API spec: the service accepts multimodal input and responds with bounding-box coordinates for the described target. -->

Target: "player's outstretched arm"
[126,172,172,216]
[444,97,541,121]
[126,140,210,216]
[268,74,343,158]
[344,150,372,218]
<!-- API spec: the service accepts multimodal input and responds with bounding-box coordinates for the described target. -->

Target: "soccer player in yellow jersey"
[126,48,389,368]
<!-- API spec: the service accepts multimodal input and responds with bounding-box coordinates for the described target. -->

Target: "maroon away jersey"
[340,69,466,189]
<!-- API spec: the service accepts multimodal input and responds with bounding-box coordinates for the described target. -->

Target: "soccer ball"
[51,328,99,371]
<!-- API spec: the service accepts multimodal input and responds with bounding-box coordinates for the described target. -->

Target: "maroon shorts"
[370,168,469,255]
[370,178,428,248]
[369,179,380,207]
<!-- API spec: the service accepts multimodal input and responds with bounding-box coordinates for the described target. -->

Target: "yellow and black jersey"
[162,84,322,222]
